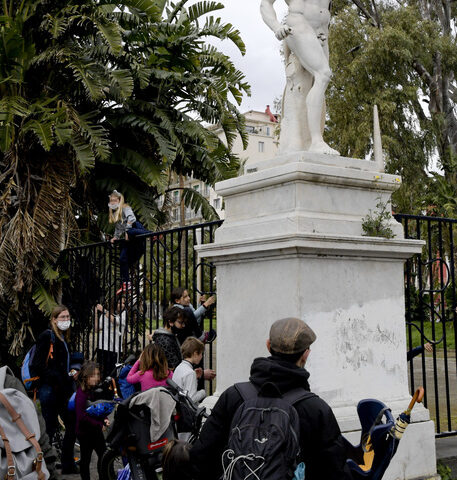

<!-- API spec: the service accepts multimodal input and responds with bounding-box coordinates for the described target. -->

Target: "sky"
[208,0,289,114]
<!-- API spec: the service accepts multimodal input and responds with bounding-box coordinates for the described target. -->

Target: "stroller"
[345,388,424,480]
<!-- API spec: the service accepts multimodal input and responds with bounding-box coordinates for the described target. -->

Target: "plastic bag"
[117,463,131,480]
[294,462,305,480]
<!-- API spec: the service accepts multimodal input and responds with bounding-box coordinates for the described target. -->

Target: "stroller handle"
[406,387,424,413]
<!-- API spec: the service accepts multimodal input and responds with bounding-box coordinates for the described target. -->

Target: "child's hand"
[195,367,203,379]
[204,295,216,308]
[95,304,103,312]
[424,342,433,353]
[104,418,110,427]
[203,369,216,380]
[110,237,116,243]
[147,332,154,342]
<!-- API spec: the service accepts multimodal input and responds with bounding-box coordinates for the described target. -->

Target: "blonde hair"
[108,191,126,224]
[140,343,169,381]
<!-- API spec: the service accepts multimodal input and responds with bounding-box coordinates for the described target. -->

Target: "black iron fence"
[395,213,457,437]
[61,214,457,436]
[60,220,222,392]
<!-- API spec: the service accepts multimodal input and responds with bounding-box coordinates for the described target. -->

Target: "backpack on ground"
[21,330,55,390]
[222,382,314,480]
[0,366,50,479]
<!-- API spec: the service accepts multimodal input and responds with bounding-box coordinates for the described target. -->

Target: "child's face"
[171,315,185,330]
[108,196,120,210]
[87,369,100,387]
[178,290,191,306]
[191,351,203,365]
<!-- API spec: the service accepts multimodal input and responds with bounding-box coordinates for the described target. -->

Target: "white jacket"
[172,360,206,403]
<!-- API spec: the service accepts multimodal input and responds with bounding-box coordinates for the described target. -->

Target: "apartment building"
[164,106,279,227]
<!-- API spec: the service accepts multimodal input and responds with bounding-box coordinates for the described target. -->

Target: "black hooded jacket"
[190,356,353,480]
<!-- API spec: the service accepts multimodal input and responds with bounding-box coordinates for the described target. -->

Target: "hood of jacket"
[249,356,311,395]
[154,327,174,336]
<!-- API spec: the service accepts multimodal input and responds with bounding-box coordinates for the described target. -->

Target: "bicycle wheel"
[99,448,127,480]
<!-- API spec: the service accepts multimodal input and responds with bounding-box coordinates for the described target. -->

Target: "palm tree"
[0,0,249,356]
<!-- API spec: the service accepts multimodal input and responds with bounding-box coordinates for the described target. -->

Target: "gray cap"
[269,317,316,354]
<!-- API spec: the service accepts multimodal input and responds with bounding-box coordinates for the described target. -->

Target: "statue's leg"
[279,52,313,154]
[285,17,339,155]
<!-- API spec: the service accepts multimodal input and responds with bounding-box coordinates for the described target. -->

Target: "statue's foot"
[308,141,340,156]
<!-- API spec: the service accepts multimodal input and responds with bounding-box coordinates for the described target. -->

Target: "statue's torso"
[285,0,331,30]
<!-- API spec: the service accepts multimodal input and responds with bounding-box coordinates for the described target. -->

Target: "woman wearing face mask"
[31,305,78,474]
[108,190,148,291]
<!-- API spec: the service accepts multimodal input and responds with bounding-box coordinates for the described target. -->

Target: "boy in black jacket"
[190,317,353,480]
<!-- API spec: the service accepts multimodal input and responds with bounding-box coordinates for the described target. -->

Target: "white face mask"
[57,320,71,331]
[108,203,119,210]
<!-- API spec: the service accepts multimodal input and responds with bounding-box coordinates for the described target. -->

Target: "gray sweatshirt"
[114,206,136,239]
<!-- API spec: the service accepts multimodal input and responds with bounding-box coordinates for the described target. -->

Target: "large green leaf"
[32,283,58,315]
[181,187,219,221]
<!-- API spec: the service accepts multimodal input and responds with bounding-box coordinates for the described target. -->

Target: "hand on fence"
[424,342,433,353]
[203,295,216,308]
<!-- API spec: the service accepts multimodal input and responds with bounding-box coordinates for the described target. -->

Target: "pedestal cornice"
[197,232,424,264]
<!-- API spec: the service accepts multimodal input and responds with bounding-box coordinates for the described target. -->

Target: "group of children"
[70,191,216,478]
[77,289,214,479]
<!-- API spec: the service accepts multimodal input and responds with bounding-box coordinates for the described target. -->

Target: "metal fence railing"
[60,220,223,393]
[395,213,457,437]
[60,214,457,434]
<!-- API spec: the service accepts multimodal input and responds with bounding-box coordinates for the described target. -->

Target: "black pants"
[38,384,76,471]
[78,429,106,480]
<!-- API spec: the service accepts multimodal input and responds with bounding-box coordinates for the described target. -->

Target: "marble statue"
[260,0,339,155]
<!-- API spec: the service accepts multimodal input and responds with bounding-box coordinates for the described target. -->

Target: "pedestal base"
[197,153,436,480]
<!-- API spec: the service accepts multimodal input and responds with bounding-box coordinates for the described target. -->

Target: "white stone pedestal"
[197,152,437,480]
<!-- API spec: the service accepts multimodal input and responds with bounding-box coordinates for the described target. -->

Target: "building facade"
[164,106,279,227]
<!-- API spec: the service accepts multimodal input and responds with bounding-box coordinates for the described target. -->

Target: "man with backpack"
[189,317,353,480]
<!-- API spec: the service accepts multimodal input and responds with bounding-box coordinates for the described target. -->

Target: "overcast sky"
[208,1,289,113]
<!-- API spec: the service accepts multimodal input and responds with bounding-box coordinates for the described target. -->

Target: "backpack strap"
[0,392,45,480]
[0,422,16,479]
[47,329,55,362]
[234,382,259,401]
[234,382,315,406]
[282,387,317,406]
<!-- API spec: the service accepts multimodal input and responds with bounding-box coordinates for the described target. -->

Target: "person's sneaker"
[202,329,217,344]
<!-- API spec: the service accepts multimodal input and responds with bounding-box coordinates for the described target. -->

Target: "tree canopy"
[327,0,457,214]
[0,0,250,352]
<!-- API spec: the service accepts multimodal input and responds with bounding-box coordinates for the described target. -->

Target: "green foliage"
[0,0,250,353]
[361,198,395,238]
[327,0,457,214]
[437,461,454,480]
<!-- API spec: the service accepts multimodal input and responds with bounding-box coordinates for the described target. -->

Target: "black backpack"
[222,382,315,480]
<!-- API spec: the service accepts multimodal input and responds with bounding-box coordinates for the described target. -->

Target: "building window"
[258,141,264,153]
[266,127,270,136]
[213,198,221,210]
[204,183,210,196]
[173,190,179,204]
[172,208,179,222]
[246,125,256,133]
[193,184,200,192]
